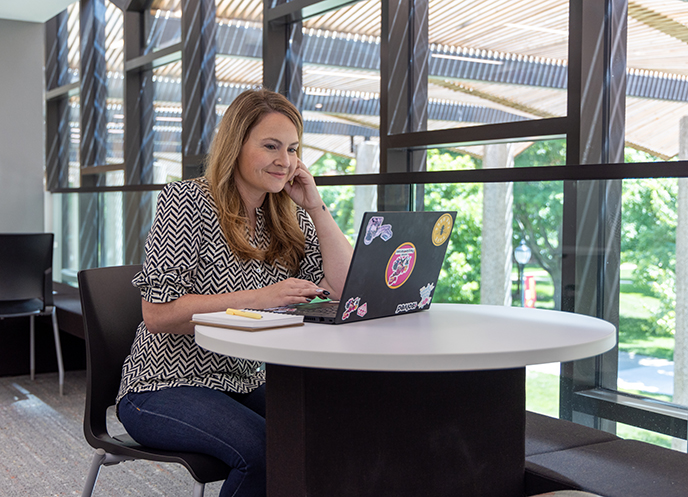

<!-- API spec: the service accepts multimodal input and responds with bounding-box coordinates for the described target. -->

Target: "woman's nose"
[275,149,291,167]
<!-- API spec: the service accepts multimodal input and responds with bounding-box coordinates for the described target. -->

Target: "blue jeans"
[118,385,266,497]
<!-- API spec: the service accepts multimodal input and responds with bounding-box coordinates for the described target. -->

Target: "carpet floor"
[0,371,223,496]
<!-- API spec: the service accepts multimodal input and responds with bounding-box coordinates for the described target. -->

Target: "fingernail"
[323,290,330,296]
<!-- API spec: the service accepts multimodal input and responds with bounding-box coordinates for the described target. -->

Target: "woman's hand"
[254,277,329,308]
[143,278,329,334]
[283,158,353,299]
[283,159,324,212]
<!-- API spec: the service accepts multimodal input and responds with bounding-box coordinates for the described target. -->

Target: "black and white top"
[116,177,324,406]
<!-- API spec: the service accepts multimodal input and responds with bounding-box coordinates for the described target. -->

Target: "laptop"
[264,210,457,324]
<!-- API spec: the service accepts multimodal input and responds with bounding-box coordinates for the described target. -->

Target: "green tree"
[425,149,483,303]
[513,140,566,309]
[310,153,357,238]
[621,177,677,337]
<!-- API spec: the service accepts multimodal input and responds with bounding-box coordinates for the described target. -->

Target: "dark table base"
[266,364,526,497]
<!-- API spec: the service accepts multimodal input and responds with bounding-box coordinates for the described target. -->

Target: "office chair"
[0,233,64,395]
[78,265,230,497]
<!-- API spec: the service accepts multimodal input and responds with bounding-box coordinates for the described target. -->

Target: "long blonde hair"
[205,89,306,273]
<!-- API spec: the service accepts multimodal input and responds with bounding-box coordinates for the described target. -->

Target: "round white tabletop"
[195,303,616,371]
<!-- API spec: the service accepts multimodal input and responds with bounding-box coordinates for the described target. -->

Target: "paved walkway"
[528,351,675,397]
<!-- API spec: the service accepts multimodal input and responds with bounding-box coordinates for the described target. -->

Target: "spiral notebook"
[263,210,456,324]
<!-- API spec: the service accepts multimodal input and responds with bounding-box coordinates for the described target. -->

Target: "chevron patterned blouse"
[116,177,324,406]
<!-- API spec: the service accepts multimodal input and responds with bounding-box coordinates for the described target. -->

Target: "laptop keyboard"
[261,302,339,318]
[295,304,338,317]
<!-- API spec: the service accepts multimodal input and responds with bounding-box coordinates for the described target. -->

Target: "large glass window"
[619,177,682,447]
[145,0,182,52]
[67,2,80,83]
[44,0,688,451]
[618,0,688,451]
[424,1,569,133]
[302,1,381,172]
[147,63,183,183]
[106,1,124,165]
[625,1,688,163]
[68,96,81,187]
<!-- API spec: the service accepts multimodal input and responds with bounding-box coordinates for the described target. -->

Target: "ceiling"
[47,0,688,162]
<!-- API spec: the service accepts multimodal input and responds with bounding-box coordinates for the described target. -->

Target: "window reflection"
[106,1,124,165]
[145,0,182,52]
[150,63,183,183]
[69,96,80,188]
[67,2,80,84]
[625,1,688,163]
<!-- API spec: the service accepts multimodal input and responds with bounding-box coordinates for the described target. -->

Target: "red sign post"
[524,276,536,308]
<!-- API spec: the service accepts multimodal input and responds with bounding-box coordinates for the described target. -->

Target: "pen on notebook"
[226,308,263,319]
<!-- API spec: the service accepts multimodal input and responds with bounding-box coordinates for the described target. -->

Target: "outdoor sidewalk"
[529,351,674,397]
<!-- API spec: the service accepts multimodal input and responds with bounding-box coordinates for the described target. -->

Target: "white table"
[196,304,615,497]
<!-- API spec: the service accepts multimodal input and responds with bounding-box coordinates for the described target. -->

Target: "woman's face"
[234,112,299,207]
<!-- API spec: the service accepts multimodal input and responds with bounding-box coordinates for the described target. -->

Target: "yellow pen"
[226,308,263,320]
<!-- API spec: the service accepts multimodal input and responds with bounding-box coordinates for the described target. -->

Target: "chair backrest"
[0,233,54,305]
[78,265,143,444]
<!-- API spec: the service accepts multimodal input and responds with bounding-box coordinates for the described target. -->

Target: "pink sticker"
[357,303,368,317]
[385,242,417,289]
[342,297,360,320]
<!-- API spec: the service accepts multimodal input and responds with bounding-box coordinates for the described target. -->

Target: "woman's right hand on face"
[256,278,328,308]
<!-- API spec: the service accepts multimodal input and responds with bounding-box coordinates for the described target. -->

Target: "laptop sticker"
[432,213,453,246]
[418,282,435,308]
[342,296,361,320]
[356,302,368,317]
[364,216,393,245]
[395,301,418,314]
[386,242,417,289]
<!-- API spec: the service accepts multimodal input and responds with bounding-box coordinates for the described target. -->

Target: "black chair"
[78,265,230,497]
[0,233,64,395]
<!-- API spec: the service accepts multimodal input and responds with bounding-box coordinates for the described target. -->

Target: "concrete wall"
[0,19,45,232]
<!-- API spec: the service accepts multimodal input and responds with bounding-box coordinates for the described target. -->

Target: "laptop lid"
[275,210,456,324]
[331,210,456,324]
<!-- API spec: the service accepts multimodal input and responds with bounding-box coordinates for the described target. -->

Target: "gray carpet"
[0,371,223,496]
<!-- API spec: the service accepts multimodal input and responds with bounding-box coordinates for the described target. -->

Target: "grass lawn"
[526,369,558,417]
[517,270,674,360]
[619,289,674,360]
[526,371,677,449]
[520,264,680,450]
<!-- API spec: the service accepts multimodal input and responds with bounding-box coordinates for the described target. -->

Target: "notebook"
[191,310,304,332]
[263,210,457,324]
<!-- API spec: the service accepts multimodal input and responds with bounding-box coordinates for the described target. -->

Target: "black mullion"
[46,10,71,192]
[181,0,216,179]
[386,117,568,151]
[123,3,155,265]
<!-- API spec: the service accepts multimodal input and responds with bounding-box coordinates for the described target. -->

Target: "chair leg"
[192,481,206,497]
[30,315,35,381]
[50,307,65,396]
[81,449,107,497]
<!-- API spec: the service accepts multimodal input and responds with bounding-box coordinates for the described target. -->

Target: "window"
[45,0,688,450]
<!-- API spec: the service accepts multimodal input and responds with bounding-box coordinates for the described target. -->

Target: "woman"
[116,88,353,497]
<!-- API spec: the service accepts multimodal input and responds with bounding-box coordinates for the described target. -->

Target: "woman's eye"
[265,144,276,150]
[288,147,298,154]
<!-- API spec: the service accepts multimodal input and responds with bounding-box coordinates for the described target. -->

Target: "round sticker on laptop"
[385,242,417,289]
[432,213,453,246]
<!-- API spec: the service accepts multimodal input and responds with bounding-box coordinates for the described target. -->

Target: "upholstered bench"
[526,411,621,457]
[525,411,688,497]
